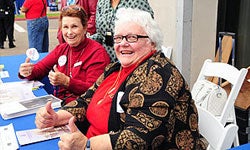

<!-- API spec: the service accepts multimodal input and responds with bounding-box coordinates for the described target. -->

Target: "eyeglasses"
[113,34,149,44]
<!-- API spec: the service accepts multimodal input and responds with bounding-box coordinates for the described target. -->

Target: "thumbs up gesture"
[35,101,58,129]
[19,57,34,77]
[48,65,70,87]
[58,117,88,150]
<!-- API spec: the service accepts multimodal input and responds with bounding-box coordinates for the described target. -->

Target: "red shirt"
[86,51,156,138]
[22,0,47,19]
[86,64,137,138]
[20,38,110,104]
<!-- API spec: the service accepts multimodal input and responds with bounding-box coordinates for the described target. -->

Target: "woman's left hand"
[58,117,88,150]
[48,65,70,87]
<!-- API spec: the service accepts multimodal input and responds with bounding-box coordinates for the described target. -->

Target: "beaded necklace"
[97,66,122,104]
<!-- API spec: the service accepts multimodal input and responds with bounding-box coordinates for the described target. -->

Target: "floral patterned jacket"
[62,51,205,149]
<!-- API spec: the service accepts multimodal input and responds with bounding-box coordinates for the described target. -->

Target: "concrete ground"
[0,14,60,56]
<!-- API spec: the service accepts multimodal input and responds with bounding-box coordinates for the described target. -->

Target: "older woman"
[57,0,98,44]
[35,8,203,149]
[19,5,110,105]
[90,0,154,62]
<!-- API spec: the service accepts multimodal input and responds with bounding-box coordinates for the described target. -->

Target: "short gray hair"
[115,8,164,51]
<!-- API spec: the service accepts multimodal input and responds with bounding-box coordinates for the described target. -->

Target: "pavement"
[0,11,60,57]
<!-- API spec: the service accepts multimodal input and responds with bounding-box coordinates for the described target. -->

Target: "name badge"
[26,48,39,61]
[58,55,67,67]
[74,61,82,67]
[116,91,124,113]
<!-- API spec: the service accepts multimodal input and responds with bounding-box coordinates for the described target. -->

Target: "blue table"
[0,53,53,94]
[0,53,59,150]
[230,143,250,150]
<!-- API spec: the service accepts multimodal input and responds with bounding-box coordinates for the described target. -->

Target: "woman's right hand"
[48,65,70,87]
[19,57,34,77]
[35,101,58,129]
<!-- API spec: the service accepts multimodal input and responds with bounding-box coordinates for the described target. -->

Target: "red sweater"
[20,38,110,104]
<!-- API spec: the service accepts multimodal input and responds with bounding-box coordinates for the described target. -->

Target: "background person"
[57,0,97,44]
[9,0,15,44]
[35,8,203,149]
[0,0,16,49]
[19,5,110,106]
[21,0,49,53]
[90,0,154,62]
[14,0,20,15]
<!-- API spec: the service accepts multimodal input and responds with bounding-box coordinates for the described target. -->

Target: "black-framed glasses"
[113,34,149,44]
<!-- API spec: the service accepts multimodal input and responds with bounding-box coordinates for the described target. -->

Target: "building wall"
[148,0,176,55]
[191,0,218,86]
[149,0,218,87]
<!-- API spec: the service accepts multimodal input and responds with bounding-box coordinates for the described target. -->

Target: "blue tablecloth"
[0,53,53,94]
[230,143,250,150]
[0,53,59,150]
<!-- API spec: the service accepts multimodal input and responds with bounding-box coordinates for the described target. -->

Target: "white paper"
[0,95,62,120]
[16,125,70,146]
[0,81,36,106]
[0,71,9,78]
[0,124,19,150]
[116,91,124,113]
[1,102,27,115]
[33,81,45,90]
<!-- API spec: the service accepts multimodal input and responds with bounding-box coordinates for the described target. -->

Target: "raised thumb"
[68,117,78,133]
[25,57,31,63]
[53,65,59,72]
[45,101,56,115]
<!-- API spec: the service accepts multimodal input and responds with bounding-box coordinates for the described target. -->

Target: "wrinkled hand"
[58,117,88,150]
[35,101,58,129]
[48,65,70,87]
[19,57,34,77]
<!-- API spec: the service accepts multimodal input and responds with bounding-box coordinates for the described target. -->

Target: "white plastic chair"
[192,59,248,146]
[161,45,172,59]
[197,106,238,150]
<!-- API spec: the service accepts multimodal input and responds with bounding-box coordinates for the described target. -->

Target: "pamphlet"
[0,124,19,150]
[1,95,61,120]
[16,125,70,146]
[0,81,36,105]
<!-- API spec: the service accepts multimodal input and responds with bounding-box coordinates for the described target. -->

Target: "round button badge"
[58,55,67,66]
[26,48,39,61]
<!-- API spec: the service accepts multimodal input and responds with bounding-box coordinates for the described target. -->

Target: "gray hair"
[114,8,163,51]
